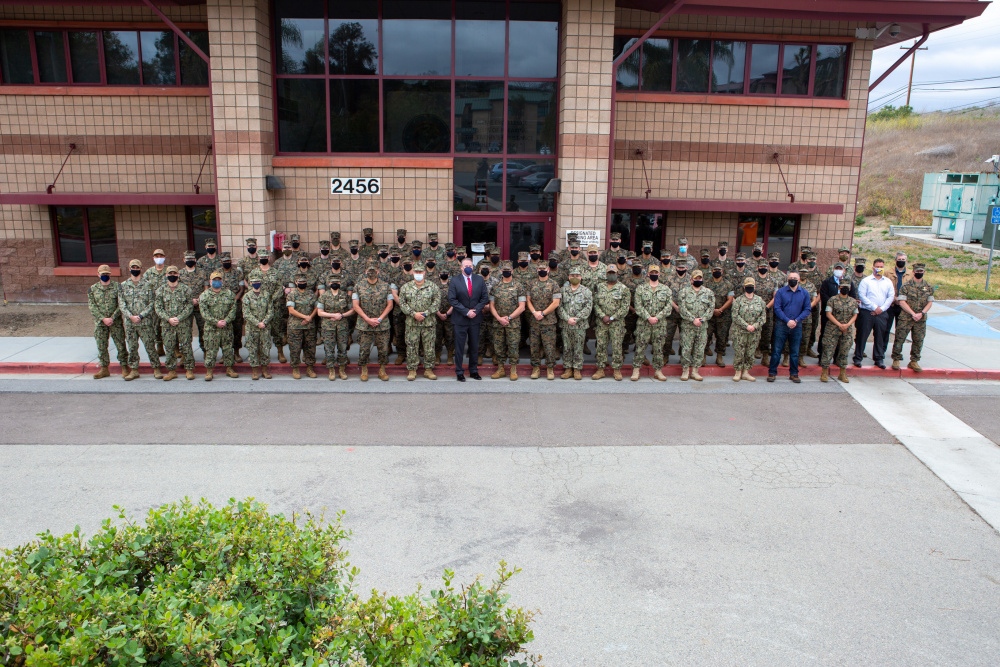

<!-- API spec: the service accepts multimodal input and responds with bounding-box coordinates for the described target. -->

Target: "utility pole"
[902,42,929,107]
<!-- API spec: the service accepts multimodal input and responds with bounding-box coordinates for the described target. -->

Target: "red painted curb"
[0,360,992,381]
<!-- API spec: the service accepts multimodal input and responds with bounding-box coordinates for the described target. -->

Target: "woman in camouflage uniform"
[730,277,766,382]
[242,269,274,380]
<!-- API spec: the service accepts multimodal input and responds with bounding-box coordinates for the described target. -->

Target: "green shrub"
[855,214,866,226]
[868,104,914,123]
[0,499,539,667]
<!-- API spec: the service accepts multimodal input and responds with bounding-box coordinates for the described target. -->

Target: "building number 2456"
[331,177,381,195]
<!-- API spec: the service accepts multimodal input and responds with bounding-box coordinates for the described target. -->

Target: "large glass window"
[330,79,379,152]
[52,206,118,266]
[34,31,67,83]
[507,82,555,155]
[383,79,451,153]
[68,32,102,84]
[140,30,176,85]
[613,35,848,99]
[187,206,217,258]
[455,81,504,153]
[277,78,327,153]
[103,31,140,85]
[0,30,34,84]
[737,214,799,268]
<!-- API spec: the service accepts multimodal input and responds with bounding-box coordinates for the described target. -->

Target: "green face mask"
[568,277,581,286]
[607,274,619,284]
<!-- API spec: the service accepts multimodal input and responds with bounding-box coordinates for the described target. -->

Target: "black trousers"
[453,321,481,375]
[853,308,890,365]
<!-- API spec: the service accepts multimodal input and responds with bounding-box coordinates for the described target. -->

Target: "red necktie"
[467,276,473,297]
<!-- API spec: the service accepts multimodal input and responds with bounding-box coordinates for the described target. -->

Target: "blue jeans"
[769,320,803,376]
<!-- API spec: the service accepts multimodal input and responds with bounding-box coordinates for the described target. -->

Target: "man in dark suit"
[448,257,490,381]
[818,261,858,360]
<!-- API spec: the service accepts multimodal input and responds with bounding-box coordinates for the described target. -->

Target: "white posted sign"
[566,229,601,247]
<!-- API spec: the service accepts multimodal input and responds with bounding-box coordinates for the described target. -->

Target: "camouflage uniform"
[730,285,767,372]
[399,267,441,372]
[678,278,715,369]
[140,257,168,352]
[621,259,645,355]
[218,252,244,355]
[527,274,561,369]
[272,243,299,348]
[787,245,812,275]
[633,274,673,368]
[88,273,127,369]
[489,263,526,368]
[821,291,858,369]
[424,232,446,264]
[359,226,378,261]
[155,278,195,372]
[318,285,353,369]
[392,228,411,258]
[241,272,274,369]
[286,283,318,370]
[753,261,778,358]
[728,252,753,286]
[704,261,735,361]
[663,266,689,360]
[638,241,656,269]
[199,275,238,371]
[178,253,207,351]
[850,258,868,292]
[600,233,623,264]
[592,269,630,371]
[716,242,737,276]
[354,274,394,365]
[237,238,262,283]
[891,269,934,364]
[118,267,160,373]
[392,255,411,360]
[797,252,824,356]
[195,237,222,275]
[441,243,461,279]
[328,231,350,264]
[434,273,455,361]
[557,276,592,371]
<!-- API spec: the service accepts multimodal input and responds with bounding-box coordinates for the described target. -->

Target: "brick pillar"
[556,0,615,246]
[207,0,275,255]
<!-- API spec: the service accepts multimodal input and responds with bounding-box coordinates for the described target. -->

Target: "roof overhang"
[612,198,844,215]
[0,192,216,206]
[616,0,989,48]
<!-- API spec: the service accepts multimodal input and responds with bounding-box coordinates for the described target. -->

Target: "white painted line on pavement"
[844,378,1000,532]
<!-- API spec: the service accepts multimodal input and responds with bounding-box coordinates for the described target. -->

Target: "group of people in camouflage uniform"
[88,229,933,383]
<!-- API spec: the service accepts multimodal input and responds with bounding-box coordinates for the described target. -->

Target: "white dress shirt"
[857,274,895,312]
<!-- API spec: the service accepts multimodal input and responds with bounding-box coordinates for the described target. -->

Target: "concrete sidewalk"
[2,300,999,379]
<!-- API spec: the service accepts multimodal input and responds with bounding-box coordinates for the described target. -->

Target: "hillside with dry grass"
[859,109,1000,224]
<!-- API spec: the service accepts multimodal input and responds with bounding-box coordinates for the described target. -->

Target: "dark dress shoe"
[853,362,862,368]
[456,374,466,382]
[470,372,482,380]
[875,363,886,370]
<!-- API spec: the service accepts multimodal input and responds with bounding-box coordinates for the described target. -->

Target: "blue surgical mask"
[251,282,262,290]
[463,266,474,276]
[679,245,687,254]
[99,275,110,283]
[211,279,222,289]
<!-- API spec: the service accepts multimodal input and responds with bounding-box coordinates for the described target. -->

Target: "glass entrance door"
[737,214,800,268]
[455,215,554,261]
[610,210,665,255]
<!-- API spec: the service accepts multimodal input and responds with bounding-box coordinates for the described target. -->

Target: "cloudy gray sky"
[868,3,1000,113]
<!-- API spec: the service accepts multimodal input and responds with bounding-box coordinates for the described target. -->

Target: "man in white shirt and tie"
[853,258,895,369]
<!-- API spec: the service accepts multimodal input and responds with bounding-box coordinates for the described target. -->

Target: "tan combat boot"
[124,367,137,381]
[226,367,239,378]
[339,364,348,380]
[185,369,195,380]
[891,359,901,370]
[530,366,540,379]
[446,351,454,365]
[252,367,260,381]
[838,368,849,383]
[820,367,829,382]
[328,368,336,381]
[733,371,741,382]
[394,353,406,365]
[546,367,555,380]
[491,366,507,379]
[613,369,622,381]
[204,369,213,382]
[163,369,177,381]
[152,366,163,380]
[631,367,641,381]
[120,365,130,379]
[561,368,573,379]
[93,366,111,380]
[716,356,726,368]
[262,366,272,379]
[592,367,606,380]
[654,370,667,382]
[378,364,389,381]
[407,369,417,381]
[741,370,756,382]
[780,353,789,367]
[292,367,301,380]
[690,368,703,381]
[509,367,518,381]
[234,352,243,363]
[573,369,582,380]
[360,365,369,381]
[305,365,317,378]
[277,347,287,364]
[908,360,923,373]
[425,368,438,380]
[680,367,690,381]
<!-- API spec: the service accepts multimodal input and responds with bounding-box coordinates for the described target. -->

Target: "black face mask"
[801,254,808,262]
[490,255,500,264]
[289,242,299,249]
[440,273,449,280]
[398,236,406,244]
[530,253,540,261]
[736,261,745,268]
[787,278,799,287]
[649,274,659,282]
[167,275,178,283]
[570,249,580,256]
[206,248,216,255]
[222,262,232,269]
[537,270,548,278]
[391,256,400,264]
[896,260,906,269]
[185,260,196,267]
[752,250,762,258]
[130,269,141,277]
[518,261,528,268]
[548,260,559,269]
[502,270,513,278]
[247,246,257,254]
[350,248,358,255]
[321,249,329,256]
[260,257,269,266]
[296,282,307,289]
[632,266,643,276]
[457,256,466,262]
[719,248,727,256]
[642,247,652,255]
[914,272,924,279]
[677,269,687,277]
[692,280,703,287]
[364,236,373,243]
[758,268,768,276]
[379,251,388,259]
[426,261,436,269]
[611,242,620,248]
[744,286,754,294]
[447,251,456,258]
[429,240,438,247]
[332,261,341,270]
[712,271,722,279]
[330,283,341,291]
[403,263,412,272]
[839,286,851,295]
[480,268,490,277]
[855,265,864,273]
[588,254,599,262]
[299,263,309,270]
[700,257,710,265]
[769,261,779,268]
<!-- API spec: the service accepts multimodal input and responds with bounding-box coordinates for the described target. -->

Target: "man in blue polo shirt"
[768,271,812,383]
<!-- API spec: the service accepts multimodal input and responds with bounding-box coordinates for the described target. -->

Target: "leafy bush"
[855,214,867,226]
[0,499,539,667]
[868,104,914,123]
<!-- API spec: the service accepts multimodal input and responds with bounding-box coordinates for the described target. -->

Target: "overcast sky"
[868,3,1000,113]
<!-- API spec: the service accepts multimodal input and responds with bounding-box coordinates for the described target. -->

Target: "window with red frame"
[0,28,209,85]
[613,37,848,99]
[51,206,118,266]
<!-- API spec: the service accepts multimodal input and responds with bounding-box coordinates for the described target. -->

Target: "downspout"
[868,23,929,93]
[140,0,220,210]
[606,0,687,237]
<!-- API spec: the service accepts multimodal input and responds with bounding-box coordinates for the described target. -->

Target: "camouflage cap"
[660,249,672,258]
[184,250,197,259]
[210,270,223,280]
[456,246,467,255]
[767,251,781,260]
[743,277,756,287]
[568,239,581,248]
[642,240,653,248]
[97,264,112,274]
[834,262,845,270]
[606,263,619,273]
[718,241,729,248]
[518,251,529,260]
[678,237,689,246]
[700,248,711,257]
[445,242,456,251]
[152,248,165,256]
[647,263,660,274]
[692,269,704,279]
[410,240,423,249]
[329,231,341,240]
[799,245,812,253]
[362,227,373,235]
[412,262,426,272]
[395,228,407,236]
[735,251,747,260]
[806,252,817,260]
[549,250,561,260]
[626,250,637,259]
[529,244,541,252]
[586,243,600,252]
[298,257,310,265]
[220,251,232,259]
[838,245,852,253]
[128,258,142,269]
[428,232,439,240]
[610,232,622,240]
[913,262,927,270]
[709,260,723,270]
[491,245,501,255]
[757,259,770,268]
[567,232,579,240]
[166,265,179,273]
[377,243,389,252]
[500,260,513,270]
[248,269,263,281]
[349,239,360,248]
[319,240,330,249]
[204,237,217,247]
[245,237,257,245]
[389,248,401,257]
[289,234,300,242]
[753,241,764,250]
[281,239,292,249]
[567,265,583,276]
